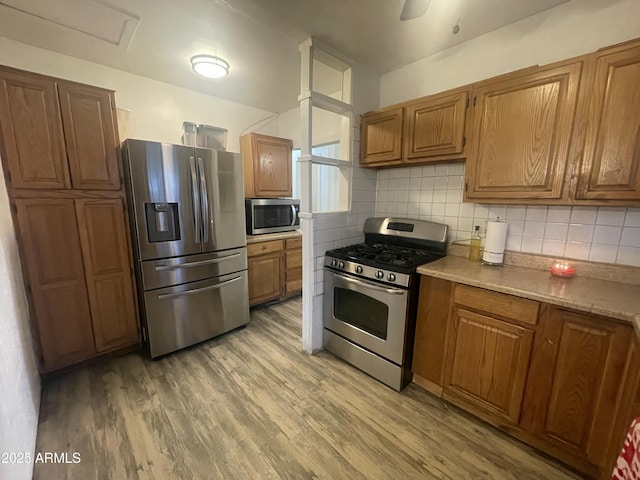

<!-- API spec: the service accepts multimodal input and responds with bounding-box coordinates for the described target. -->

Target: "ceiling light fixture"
[400,0,432,21]
[190,55,229,79]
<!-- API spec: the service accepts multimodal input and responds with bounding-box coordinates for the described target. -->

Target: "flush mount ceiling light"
[190,55,229,79]
[400,0,432,21]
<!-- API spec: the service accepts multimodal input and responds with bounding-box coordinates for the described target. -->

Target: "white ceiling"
[0,0,571,113]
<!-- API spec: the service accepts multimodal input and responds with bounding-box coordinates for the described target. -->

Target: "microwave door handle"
[197,157,209,243]
[291,204,298,226]
[189,156,201,243]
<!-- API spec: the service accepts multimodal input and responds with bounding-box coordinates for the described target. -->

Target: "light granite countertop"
[417,255,640,323]
[246,230,301,244]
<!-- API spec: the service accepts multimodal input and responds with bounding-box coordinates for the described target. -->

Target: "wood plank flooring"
[34,297,581,479]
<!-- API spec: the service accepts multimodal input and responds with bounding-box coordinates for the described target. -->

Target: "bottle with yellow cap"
[469,225,482,262]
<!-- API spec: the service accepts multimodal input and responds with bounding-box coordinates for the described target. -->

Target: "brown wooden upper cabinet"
[575,42,640,201]
[360,107,404,165]
[58,81,121,190]
[0,66,120,191]
[357,37,640,206]
[404,90,468,161]
[240,133,293,198]
[0,68,70,189]
[464,61,582,201]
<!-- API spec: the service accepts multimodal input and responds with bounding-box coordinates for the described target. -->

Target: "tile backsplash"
[375,163,640,267]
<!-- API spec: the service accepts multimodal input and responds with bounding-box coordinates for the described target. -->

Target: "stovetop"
[323,217,448,288]
[326,243,443,274]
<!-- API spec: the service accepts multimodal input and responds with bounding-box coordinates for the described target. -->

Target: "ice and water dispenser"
[145,203,180,242]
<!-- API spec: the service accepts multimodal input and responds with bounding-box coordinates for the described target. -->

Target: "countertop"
[246,230,301,244]
[417,255,640,323]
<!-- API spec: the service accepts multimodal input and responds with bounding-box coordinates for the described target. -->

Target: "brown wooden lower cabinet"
[75,199,139,352]
[15,198,96,371]
[284,237,302,296]
[444,307,534,424]
[247,235,302,307]
[248,251,284,306]
[521,306,633,473]
[412,279,639,479]
[14,197,139,372]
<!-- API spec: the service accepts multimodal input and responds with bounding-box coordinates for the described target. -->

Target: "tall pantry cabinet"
[0,65,139,373]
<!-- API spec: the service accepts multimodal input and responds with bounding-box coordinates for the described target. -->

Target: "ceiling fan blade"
[400,0,432,21]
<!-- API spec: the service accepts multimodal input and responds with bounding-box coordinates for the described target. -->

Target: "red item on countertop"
[550,262,576,278]
[611,418,640,479]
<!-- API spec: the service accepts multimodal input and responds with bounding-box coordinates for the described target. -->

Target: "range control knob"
[338,261,345,269]
[355,266,363,274]
[387,273,396,282]
[330,259,337,267]
[376,270,384,279]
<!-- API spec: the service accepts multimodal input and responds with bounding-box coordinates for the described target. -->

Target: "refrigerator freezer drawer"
[143,270,250,358]
[141,247,247,290]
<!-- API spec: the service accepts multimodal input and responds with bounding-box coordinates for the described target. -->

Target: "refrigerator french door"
[123,139,249,358]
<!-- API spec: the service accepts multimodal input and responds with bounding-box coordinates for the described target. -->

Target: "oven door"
[323,269,409,365]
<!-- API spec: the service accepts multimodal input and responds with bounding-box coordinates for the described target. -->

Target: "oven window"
[254,205,292,229]
[334,288,389,340]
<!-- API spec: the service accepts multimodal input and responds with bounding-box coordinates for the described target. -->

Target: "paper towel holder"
[481,217,507,266]
[481,258,506,267]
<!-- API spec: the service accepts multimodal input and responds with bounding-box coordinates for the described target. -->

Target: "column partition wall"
[298,38,354,353]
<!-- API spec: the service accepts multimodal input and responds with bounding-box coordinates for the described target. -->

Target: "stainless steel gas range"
[323,217,448,391]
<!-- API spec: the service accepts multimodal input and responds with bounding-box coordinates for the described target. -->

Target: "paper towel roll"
[483,219,508,265]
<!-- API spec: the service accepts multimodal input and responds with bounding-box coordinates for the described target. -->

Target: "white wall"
[0,177,40,480]
[375,0,640,268]
[0,38,283,480]
[0,38,279,150]
[380,0,640,105]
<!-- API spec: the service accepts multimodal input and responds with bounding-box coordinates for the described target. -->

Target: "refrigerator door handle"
[197,157,210,243]
[189,156,201,243]
[156,275,242,300]
[154,253,241,271]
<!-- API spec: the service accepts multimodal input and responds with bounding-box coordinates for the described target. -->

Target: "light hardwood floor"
[34,297,581,479]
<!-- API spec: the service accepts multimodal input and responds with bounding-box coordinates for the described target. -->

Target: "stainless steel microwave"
[245,198,300,235]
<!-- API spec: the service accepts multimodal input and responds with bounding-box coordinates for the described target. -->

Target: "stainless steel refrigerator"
[122,139,249,358]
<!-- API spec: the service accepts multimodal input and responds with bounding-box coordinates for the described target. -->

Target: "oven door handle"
[330,272,405,295]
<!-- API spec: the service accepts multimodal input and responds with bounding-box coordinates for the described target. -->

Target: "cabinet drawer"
[454,284,539,325]
[286,236,302,250]
[286,267,302,283]
[285,249,302,269]
[286,279,303,293]
[247,240,284,257]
